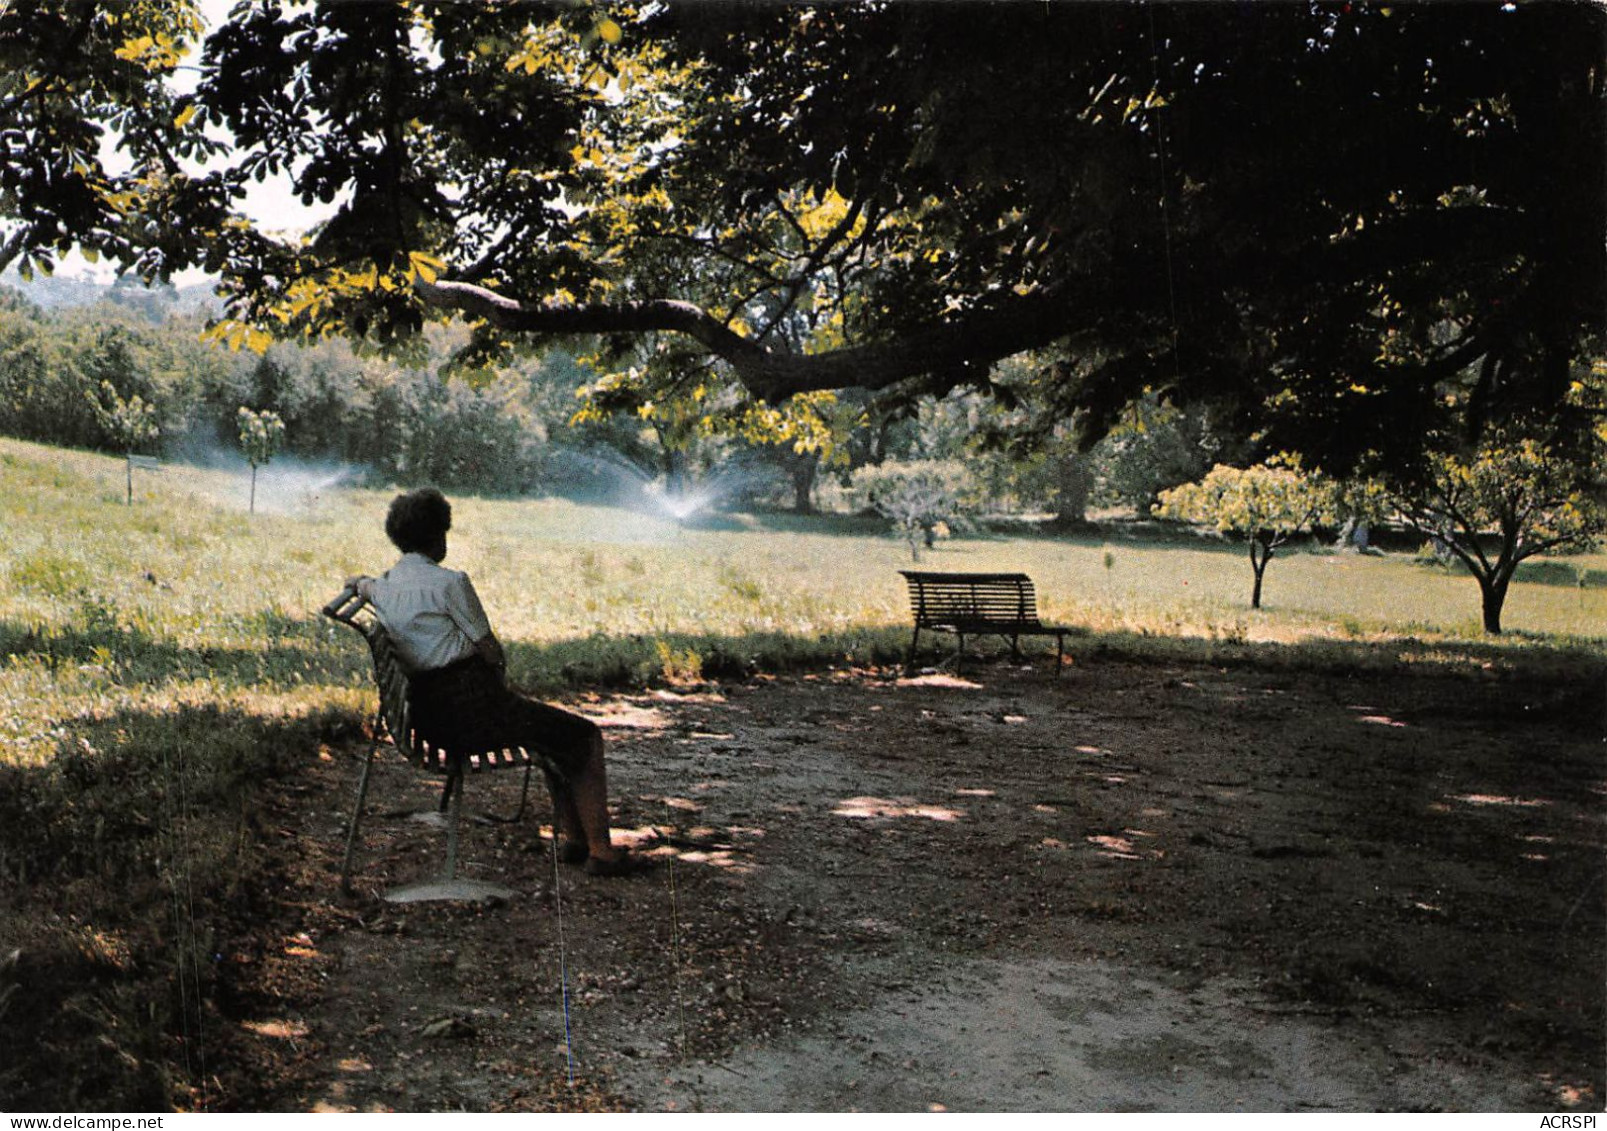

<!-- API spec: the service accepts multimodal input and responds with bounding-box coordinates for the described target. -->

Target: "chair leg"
[512,763,532,822]
[340,742,378,895]
[383,761,516,904]
[443,767,464,882]
[474,763,534,824]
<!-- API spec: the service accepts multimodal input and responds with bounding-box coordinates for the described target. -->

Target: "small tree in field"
[237,406,286,514]
[1155,463,1337,609]
[88,381,160,506]
[1385,433,1604,634]
[850,460,974,561]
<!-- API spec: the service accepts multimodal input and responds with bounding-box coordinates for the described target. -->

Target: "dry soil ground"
[220,654,1604,1112]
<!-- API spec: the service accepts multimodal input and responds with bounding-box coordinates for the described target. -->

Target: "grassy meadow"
[0,433,1603,1108]
[3,434,1603,765]
[3,433,1606,763]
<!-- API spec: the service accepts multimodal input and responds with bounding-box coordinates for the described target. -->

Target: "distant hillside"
[0,269,220,314]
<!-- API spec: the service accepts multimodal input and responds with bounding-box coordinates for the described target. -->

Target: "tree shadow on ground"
[5,628,1602,1111]
[0,615,365,690]
[0,700,357,1111]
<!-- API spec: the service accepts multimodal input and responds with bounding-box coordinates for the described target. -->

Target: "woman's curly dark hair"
[385,487,452,553]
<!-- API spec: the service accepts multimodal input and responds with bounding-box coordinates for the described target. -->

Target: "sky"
[184,0,334,237]
[52,0,333,286]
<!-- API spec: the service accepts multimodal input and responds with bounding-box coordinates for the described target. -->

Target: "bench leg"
[907,626,922,672]
[340,741,378,895]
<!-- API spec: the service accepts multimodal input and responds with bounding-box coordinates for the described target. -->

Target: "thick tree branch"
[414,277,1080,402]
[1305,205,1535,285]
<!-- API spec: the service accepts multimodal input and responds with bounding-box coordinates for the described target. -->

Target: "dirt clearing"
[223,656,1604,1112]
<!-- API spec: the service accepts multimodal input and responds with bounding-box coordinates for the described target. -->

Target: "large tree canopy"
[0,0,225,275]
[3,1,1602,474]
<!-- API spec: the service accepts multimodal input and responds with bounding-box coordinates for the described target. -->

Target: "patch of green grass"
[8,551,94,599]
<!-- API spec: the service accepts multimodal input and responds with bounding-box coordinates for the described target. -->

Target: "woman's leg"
[566,724,621,864]
[413,664,633,868]
[514,699,620,864]
[545,770,589,861]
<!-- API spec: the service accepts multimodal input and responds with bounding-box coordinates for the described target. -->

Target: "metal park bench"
[899,570,1073,675]
[322,585,554,902]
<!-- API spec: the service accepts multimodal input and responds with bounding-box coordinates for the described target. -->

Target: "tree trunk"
[791,454,818,514]
[249,463,258,514]
[661,447,681,500]
[1054,455,1092,525]
[1249,537,1273,609]
[1480,574,1509,634]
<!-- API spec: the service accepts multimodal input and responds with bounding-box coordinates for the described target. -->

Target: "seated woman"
[347,487,642,877]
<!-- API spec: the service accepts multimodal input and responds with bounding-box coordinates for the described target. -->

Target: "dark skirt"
[407,655,595,778]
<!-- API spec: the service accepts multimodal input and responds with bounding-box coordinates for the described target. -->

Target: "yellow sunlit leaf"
[597,17,623,45]
[115,36,153,62]
[407,251,443,283]
[174,104,197,129]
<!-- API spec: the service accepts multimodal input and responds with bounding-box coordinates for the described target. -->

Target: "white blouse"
[358,552,494,672]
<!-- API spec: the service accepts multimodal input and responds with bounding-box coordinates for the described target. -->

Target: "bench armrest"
[322,583,369,624]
